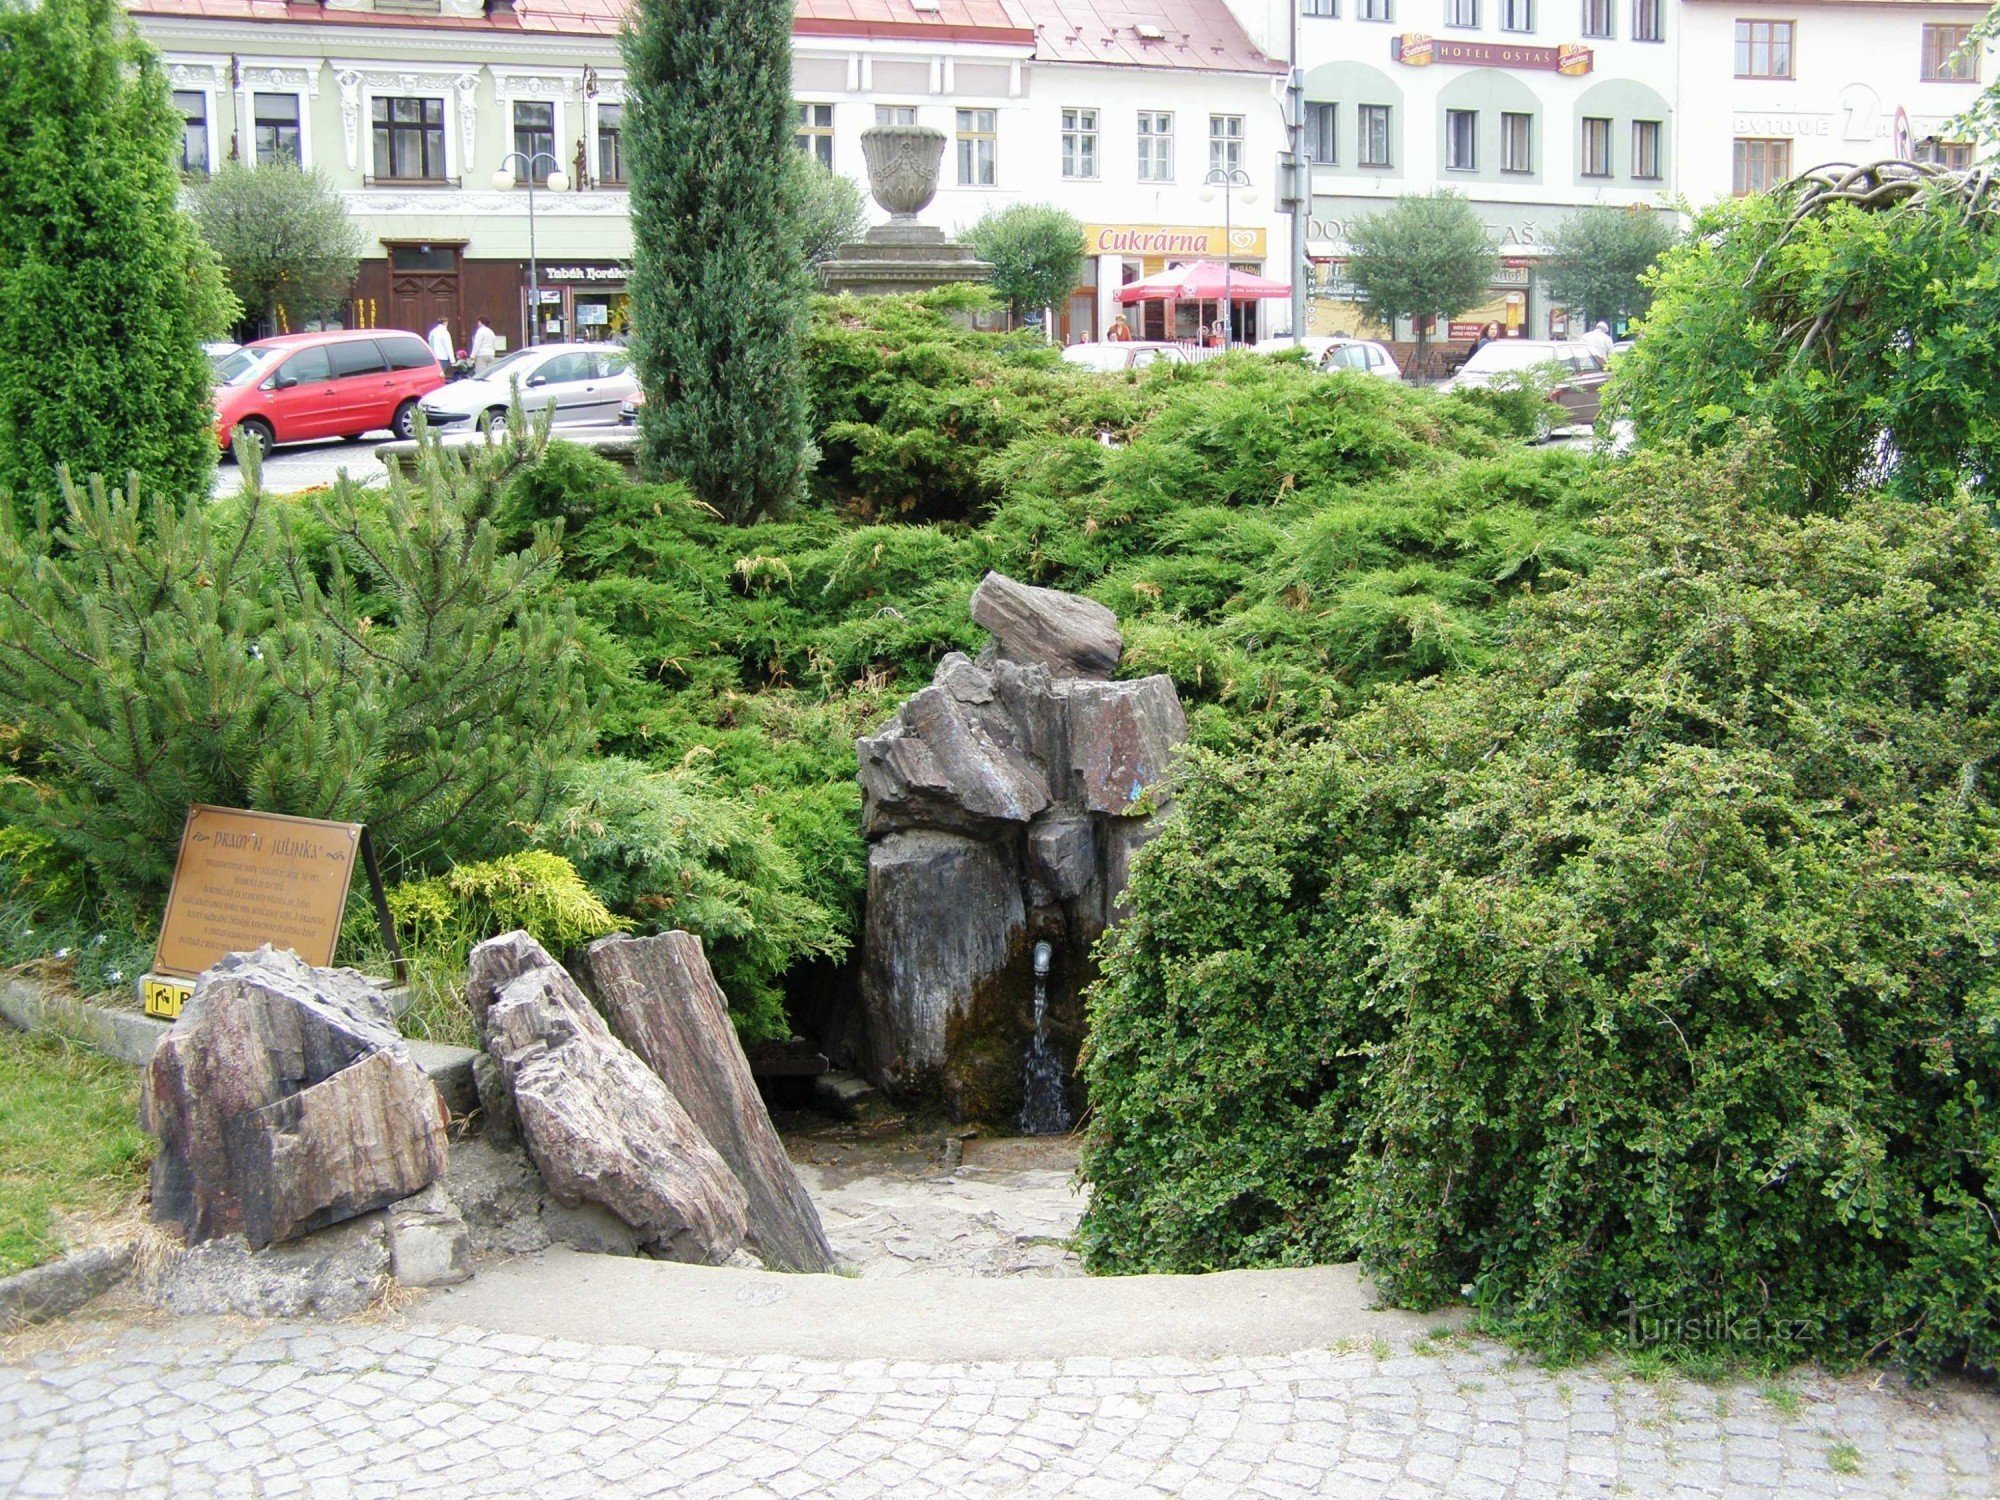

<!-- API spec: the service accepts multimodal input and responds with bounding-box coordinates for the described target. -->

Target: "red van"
[212,330,445,458]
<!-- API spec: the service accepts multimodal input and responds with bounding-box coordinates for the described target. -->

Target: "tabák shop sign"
[1391,33,1594,74]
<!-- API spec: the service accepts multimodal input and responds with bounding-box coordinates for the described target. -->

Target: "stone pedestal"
[819,124,992,298]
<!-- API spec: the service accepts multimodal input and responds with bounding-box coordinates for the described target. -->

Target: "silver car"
[417,343,637,433]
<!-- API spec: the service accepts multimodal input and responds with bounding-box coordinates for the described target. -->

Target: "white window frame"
[1306,102,1338,165]
[1632,0,1662,41]
[1061,107,1099,180]
[1358,103,1393,167]
[1447,0,1480,26]
[1137,110,1174,181]
[249,89,309,169]
[957,107,997,186]
[1209,113,1244,175]
[366,90,458,183]
[588,78,629,188]
[796,101,836,167]
[1500,0,1534,32]
[1445,108,1478,170]
[167,75,219,176]
[1501,110,1533,172]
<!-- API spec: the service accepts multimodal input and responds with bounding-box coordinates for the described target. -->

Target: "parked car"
[1061,341,1204,373]
[212,330,443,457]
[418,344,638,433]
[1444,338,1610,428]
[619,390,644,426]
[1250,336,1401,381]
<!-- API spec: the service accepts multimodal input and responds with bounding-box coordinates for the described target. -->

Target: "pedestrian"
[1583,319,1614,359]
[427,317,453,367]
[470,317,498,375]
[1106,314,1134,343]
[1473,320,1504,354]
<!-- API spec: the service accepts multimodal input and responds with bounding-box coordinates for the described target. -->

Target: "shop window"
[1445,109,1478,171]
[1632,0,1662,41]
[1359,104,1392,167]
[1501,0,1533,31]
[1580,116,1611,176]
[1734,20,1794,79]
[1732,136,1790,195]
[1917,137,1976,168]
[957,109,997,186]
[1359,0,1392,19]
[1632,119,1662,179]
[1304,0,1337,14]
[173,90,209,177]
[876,105,919,125]
[513,101,556,182]
[1137,111,1174,180]
[1061,108,1099,179]
[1209,114,1244,175]
[597,104,626,186]
[1581,0,1612,38]
[371,97,448,183]
[1501,111,1533,172]
[795,103,834,167]
[1447,0,1479,26]
[1923,24,1977,82]
[1306,103,1338,165]
[254,94,300,166]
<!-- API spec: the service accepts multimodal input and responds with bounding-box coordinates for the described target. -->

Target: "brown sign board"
[153,806,363,980]
[1391,33,1594,74]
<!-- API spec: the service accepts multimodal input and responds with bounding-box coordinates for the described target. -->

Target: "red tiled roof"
[127,0,1278,67]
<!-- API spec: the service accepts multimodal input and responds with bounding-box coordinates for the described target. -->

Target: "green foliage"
[624,0,810,521]
[1611,181,2000,506]
[376,851,624,962]
[1081,439,2000,1377]
[964,203,1088,323]
[0,432,592,906]
[788,152,868,269]
[1346,191,1498,373]
[1944,4,2000,144]
[1542,206,1680,330]
[188,161,366,335]
[0,0,234,515]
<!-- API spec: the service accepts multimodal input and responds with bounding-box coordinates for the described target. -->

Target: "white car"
[1061,341,1205,373]
[1315,338,1401,381]
[1445,339,1609,426]
[417,343,638,432]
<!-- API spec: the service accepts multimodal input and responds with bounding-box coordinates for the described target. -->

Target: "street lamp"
[1199,167,1258,351]
[492,150,571,346]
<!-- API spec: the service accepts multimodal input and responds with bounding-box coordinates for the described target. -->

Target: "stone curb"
[0,1241,137,1331]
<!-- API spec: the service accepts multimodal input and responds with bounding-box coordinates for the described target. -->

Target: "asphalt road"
[212,436,390,498]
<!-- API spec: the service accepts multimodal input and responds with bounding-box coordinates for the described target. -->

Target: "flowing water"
[1019,943,1073,1136]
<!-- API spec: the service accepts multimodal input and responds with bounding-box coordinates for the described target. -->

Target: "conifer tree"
[624,0,810,522]
[0,0,232,514]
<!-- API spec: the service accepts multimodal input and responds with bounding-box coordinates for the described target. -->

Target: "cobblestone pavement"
[4,1313,1994,1498]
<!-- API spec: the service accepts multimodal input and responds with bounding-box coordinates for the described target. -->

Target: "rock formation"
[468,935,748,1264]
[856,571,1186,1118]
[578,933,836,1273]
[141,947,448,1249]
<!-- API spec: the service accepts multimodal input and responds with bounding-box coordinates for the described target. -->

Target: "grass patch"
[0,1027,152,1276]
[1827,1443,1862,1476]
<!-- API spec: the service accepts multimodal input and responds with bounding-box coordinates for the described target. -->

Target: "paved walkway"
[4,1292,1994,1498]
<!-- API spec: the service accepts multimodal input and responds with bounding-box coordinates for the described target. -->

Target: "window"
[795,103,833,167]
[378,336,436,371]
[1359,0,1392,19]
[597,103,625,185]
[1061,108,1099,179]
[957,108,996,185]
[1447,0,1479,25]
[512,101,555,182]
[1732,136,1791,195]
[1919,137,1976,168]
[1304,0,1337,14]
[173,90,209,176]
[1632,118,1662,179]
[1501,111,1533,172]
[1923,24,1977,82]
[1632,0,1661,41]
[1582,0,1612,37]
[1580,115,1611,176]
[1500,0,1533,31]
[253,93,300,166]
[329,341,386,379]
[277,346,332,386]
[1137,111,1174,180]
[1445,109,1478,170]
[1359,104,1392,166]
[371,96,447,182]
[876,105,918,125]
[1734,20,1794,78]
[1306,103,1338,164]
[1209,114,1244,174]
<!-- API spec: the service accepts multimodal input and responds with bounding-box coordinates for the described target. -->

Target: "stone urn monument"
[819,124,991,296]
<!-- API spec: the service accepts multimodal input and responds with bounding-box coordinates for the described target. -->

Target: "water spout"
[1019,941,1072,1135]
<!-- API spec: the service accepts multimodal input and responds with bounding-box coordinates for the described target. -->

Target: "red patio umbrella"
[1116,260,1292,304]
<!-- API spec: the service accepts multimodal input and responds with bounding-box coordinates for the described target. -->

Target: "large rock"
[970,571,1122,679]
[1062,676,1188,815]
[578,933,835,1274]
[482,959,748,1263]
[141,948,447,1249]
[857,664,1050,836]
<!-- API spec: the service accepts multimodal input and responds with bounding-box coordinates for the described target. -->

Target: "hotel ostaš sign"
[1391,34,1594,74]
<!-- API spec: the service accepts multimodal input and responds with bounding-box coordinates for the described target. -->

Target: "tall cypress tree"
[624,0,810,522]
[0,0,230,513]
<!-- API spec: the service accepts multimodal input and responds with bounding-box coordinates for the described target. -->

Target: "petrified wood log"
[142,947,447,1249]
[578,933,835,1273]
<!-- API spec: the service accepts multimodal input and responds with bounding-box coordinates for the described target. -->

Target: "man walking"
[427,317,454,368]
[1583,319,1614,359]
[470,317,498,375]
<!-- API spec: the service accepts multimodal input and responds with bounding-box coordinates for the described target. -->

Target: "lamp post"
[1200,166,1256,350]
[492,150,571,347]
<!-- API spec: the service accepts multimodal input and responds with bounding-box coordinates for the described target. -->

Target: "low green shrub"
[375,851,623,961]
[1081,440,2000,1378]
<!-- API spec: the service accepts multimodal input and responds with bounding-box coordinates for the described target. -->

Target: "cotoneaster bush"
[1080,439,2000,1377]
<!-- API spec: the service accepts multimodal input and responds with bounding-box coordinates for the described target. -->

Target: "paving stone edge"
[0,1241,138,1331]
